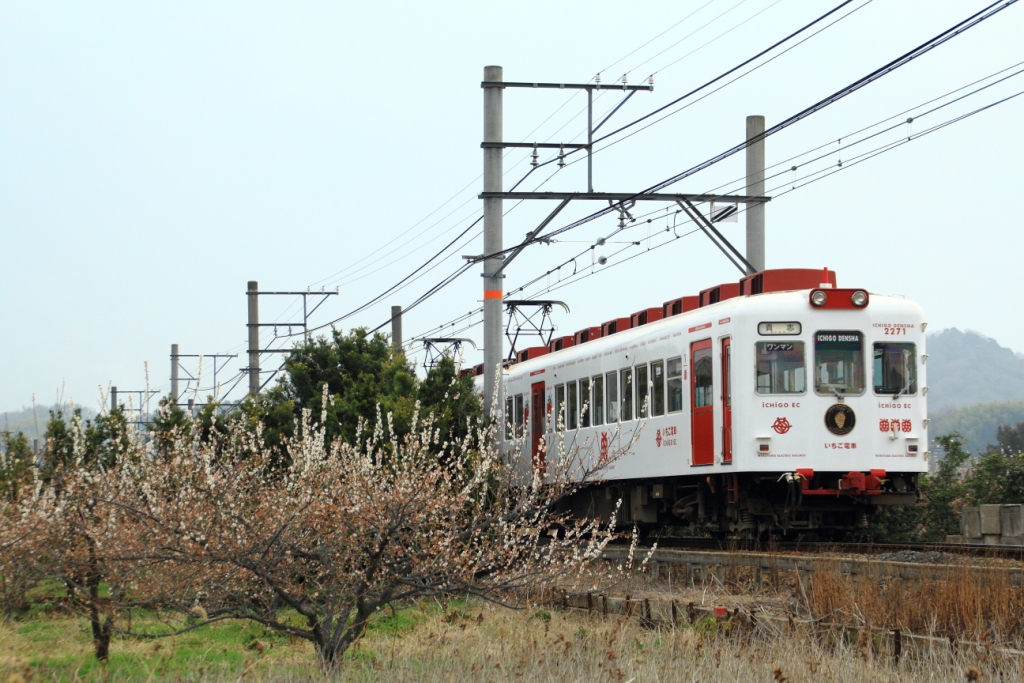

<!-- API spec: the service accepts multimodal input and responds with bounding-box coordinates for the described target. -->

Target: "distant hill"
[929,401,1024,454]
[1,404,96,442]
[926,328,1024,412]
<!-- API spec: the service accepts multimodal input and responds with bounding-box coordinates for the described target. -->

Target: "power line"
[402,63,1024,346]
[531,0,1018,247]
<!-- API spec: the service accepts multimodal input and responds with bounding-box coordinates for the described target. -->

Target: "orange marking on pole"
[483,289,503,299]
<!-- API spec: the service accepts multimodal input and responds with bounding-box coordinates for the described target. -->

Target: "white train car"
[481,268,928,536]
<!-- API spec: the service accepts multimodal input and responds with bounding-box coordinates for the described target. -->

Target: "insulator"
[598,256,608,265]
[595,73,601,83]
[557,144,566,168]
[648,75,654,85]
[530,145,539,167]
[621,74,628,84]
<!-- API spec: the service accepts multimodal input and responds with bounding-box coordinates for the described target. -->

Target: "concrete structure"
[745,115,765,274]
[170,343,179,404]
[481,65,504,418]
[391,305,403,352]
[247,281,260,396]
[950,504,1024,545]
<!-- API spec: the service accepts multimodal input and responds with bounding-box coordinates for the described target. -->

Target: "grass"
[4,558,1022,681]
[1,592,1019,682]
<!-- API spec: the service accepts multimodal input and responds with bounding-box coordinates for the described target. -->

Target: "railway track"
[615,535,1024,560]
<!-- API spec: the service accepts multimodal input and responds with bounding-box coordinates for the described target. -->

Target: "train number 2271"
[883,327,908,335]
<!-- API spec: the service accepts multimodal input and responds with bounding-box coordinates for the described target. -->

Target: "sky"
[2,0,1022,415]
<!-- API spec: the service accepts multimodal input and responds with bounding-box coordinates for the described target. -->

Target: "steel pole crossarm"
[174,354,238,358]
[249,349,295,353]
[481,81,653,92]
[679,198,756,274]
[245,291,339,296]
[492,197,572,278]
[480,142,589,150]
[593,90,638,134]
[677,200,755,276]
[478,191,770,203]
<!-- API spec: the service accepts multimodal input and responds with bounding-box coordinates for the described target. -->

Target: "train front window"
[815,331,865,396]
[874,343,917,396]
[667,357,683,413]
[651,360,665,416]
[756,342,806,395]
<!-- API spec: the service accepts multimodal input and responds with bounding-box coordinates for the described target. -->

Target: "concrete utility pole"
[110,386,118,412]
[247,281,260,397]
[391,305,403,352]
[745,115,766,273]
[170,344,180,404]
[482,65,504,418]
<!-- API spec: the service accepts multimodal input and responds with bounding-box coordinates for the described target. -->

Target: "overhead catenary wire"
[519,0,1020,250]
[403,64,1024,347]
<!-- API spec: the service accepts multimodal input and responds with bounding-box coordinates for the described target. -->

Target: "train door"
[721,337,732,464]
[690,339,714,466]
[531,381,545,471]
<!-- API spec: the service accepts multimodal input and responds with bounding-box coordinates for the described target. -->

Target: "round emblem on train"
[825,404,856,436]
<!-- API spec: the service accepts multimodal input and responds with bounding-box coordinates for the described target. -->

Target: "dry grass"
[2,595,1019,682]
[803,560,1024,642]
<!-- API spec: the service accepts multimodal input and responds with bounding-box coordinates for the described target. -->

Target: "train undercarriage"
[557,470,919,537]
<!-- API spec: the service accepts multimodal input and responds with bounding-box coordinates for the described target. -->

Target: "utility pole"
[745,115,766,273]
[243,285,338,397]
[170,344,180,404]
[482,65,504,418]
[110,386,118,412]
[247,281,260,397]
[391,305,403,351]
[477,68,768,420]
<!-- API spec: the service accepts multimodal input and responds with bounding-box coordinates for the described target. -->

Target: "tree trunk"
[314,609,372,671]
[89,603,113,661]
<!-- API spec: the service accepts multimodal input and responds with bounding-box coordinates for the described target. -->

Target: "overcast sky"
[2,0,1022,415]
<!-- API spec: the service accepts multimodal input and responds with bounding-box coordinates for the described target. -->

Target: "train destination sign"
[758,321,801,336]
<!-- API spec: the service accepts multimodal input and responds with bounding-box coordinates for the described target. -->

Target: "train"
[476,268,928,537]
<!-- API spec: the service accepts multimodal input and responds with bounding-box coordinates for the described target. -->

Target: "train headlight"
[810,290,828,307]
[851,290,868,307]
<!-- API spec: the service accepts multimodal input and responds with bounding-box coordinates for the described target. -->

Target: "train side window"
[505,396,514,439]
[635,364,649,418]
[555,384,566,430]
[651,360,665,416]
[580,378,592,428]
[667,357,683,413]
[621,368,634,421]
[756,342,806,394]
[815,331,865,396]
[567,381,579,430]
[606,371,619,422]
[693,347,713,408]
[874,343,917,396]
[592,375,604,425]
[514,394,524,438]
